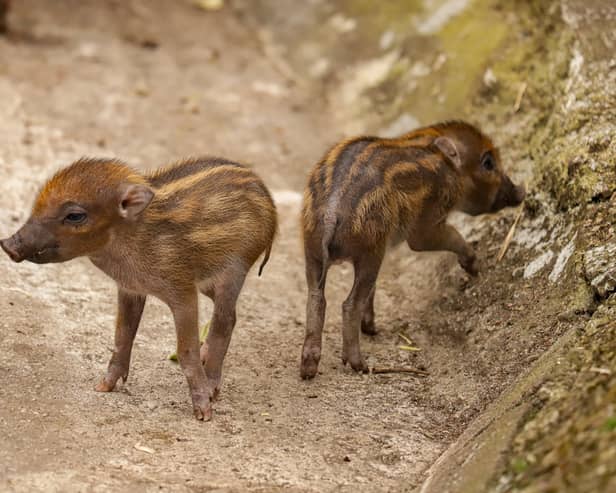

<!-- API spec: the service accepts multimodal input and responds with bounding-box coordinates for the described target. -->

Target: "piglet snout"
[513,184,526,205]
[0,234,25,263]
[492,176,526,212]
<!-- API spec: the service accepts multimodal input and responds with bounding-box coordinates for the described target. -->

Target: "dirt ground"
[0,1,597,492]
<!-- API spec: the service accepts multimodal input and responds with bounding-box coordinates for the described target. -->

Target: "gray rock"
[584,242,616,298]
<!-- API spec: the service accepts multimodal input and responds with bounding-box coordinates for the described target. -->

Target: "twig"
[371,367,429,377]
[497,204,524,262]
[397,332,414,345]
[513,82,527,112]
[398,345,421,352]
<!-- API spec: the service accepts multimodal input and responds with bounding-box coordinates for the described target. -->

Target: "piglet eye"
[64,212,87,224]
[482,153,495,171]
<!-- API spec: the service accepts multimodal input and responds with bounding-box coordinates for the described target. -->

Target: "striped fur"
[302,132,460,253]
[144,157,277,280]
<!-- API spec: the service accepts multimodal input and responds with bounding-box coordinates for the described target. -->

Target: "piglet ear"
[118,183,154,220]
[433,136,462,168]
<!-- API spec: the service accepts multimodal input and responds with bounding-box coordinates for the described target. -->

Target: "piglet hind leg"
[300,255,327,379]
[171,291,212,421]
[95,290,145,392]
[342,251,383,373]
[199,264,246,401]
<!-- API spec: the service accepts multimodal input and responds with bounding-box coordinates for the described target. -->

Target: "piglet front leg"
[95,290,145,392]
[408,223,479,276]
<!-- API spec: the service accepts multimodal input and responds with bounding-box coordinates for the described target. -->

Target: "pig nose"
[0,236,24,263]
[514,184,526,204]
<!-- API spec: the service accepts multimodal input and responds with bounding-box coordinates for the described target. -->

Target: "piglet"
[1,157,277,420]
[300,121,525,378]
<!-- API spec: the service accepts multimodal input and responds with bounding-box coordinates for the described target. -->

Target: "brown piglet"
[1,157,277,420]
[300,120,525,378]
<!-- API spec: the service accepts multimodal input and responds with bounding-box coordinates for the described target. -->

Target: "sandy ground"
[0,2,583,492]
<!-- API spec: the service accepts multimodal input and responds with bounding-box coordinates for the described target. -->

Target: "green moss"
[469,0,613,210]
[604,417,616,432]
[362,0,512,126]
[511,458,529,474]
[435,0,508,115]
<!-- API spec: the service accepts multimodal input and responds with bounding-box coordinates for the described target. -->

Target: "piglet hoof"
[300,361,318,380]
[341,351,368,374]
[460,256,479,277]
[361,320,378,336]
[192,394,213,421]
[94,379,116,392]
[300,347,321,379]
[95,366,128,392]
[349,359,368,373]
[194,404,213,421]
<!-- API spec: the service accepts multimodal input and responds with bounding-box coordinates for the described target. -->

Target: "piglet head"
[1,158,153,264]
[433,122,525,216]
